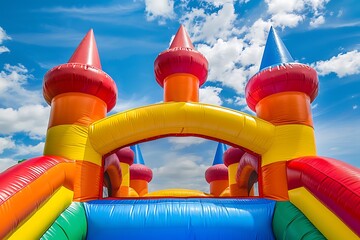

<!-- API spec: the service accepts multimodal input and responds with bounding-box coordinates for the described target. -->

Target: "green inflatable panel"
[41,202,87,240]
[272,201,325,240]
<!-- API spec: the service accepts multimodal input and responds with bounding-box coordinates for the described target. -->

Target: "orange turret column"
[43,29,117,201]
[154,25,208,102]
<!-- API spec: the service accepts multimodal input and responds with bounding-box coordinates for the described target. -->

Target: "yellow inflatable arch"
[89,102,275,156]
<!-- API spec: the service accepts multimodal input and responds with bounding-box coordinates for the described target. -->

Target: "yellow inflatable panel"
[8,187,73,240]
[262,124,316,166]
[120,162,130,187]
[228,163,238,185]
[90,102,275,156]
[289,187,358,240]
[145,188,209,197]
[44,124,102,165]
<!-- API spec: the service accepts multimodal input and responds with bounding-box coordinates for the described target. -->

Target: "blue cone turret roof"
[212,142,228,165]
[130,145,145,165]
[259,26,294,71]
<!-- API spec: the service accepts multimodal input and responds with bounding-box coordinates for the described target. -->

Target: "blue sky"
[0,0,359,192]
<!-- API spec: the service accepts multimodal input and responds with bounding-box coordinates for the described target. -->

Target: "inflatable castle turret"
[43,29,118,201]
[115,147,135,196]
[130,145,153,196]
[245,27,319,199]
[205,142,228,196]
[154,25,208,102]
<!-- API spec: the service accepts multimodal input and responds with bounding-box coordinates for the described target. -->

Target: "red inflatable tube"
[236,153,260,196]
[104,154,122,192]
[287,156,360,236]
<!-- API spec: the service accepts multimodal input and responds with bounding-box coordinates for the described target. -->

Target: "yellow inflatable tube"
[289,187,358,240]
[7,187,73,239]
[89,102,275,156]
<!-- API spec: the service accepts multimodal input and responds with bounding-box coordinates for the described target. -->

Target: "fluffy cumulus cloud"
[313,50,360,77]
[199,86,223,105]
[193,18,269,94]
[0,158,17,173]
[265,0,329,28]
[181,3,239,44]
[0,26,11,53]
[310,15,325,28]
[0,137,16,154]
[0,62,49,172]
[0,105,50,139]
[13,142,45,157]
[168,137,207,150]
[150,154,209,192]
[145,0,175,24]
[0,64,43,107]
[0,63,49,138]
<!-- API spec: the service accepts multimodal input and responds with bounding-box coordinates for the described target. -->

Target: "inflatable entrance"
[0,26,359,239]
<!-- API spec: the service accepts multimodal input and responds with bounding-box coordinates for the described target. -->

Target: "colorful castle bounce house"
[0,25,359,240]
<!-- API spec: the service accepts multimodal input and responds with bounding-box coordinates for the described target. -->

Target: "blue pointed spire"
[259,26,294,71]
[130,145,145,165]
[212,142,228,165]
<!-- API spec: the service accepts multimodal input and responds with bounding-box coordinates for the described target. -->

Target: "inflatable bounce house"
[0,25,359,240]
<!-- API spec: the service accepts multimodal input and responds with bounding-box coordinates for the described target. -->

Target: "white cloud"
[0,26,11,54]
[150,154,209,192]
[198,38,247,93]
[196,19,268,94]
[199,86,223,105]
[0,137,15,154]
[0,46,9,54]
[0,158,17,173]
[145,0,175,24]
[181,3,239,44]
[353,105,358,110]
[0,64,43,107]
[205,0,234,6]
[168,137,207,150]
[0,104,50,139]
[313,50,360,77]
[13,142,45,157]
[310,15,325,28]
[271,12,304,28]
[264,0,330,28]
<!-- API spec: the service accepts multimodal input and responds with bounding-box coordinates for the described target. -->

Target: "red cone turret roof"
[43,29,117,112]
[68,29,102,69]
[154,25,208,87]
[169,25,195,49]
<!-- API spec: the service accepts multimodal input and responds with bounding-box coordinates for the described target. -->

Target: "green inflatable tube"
[272,201,325,239]
[41,202,87,240]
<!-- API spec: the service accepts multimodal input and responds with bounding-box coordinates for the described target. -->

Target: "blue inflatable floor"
[84,198,275,240]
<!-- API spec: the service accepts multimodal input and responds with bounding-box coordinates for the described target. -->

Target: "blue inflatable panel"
[84,198,275,240]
